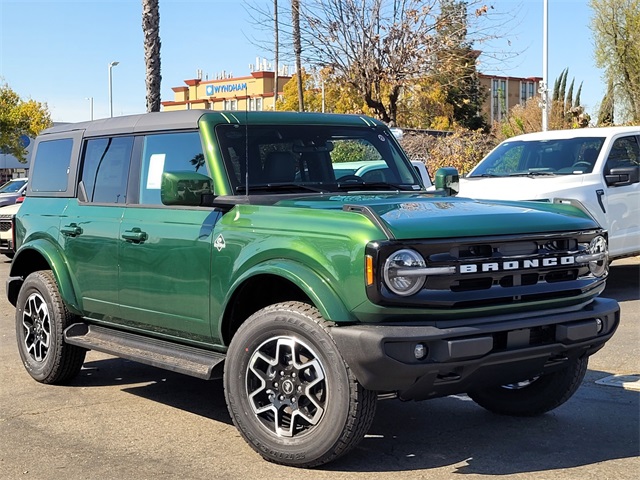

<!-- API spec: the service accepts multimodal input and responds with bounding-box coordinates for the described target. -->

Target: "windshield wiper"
[470,173,503,178]
[236,183,328,193]
[336,181,416,191]
[508,171,557,177]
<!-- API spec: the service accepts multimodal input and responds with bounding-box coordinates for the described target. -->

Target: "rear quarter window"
[30,139,73,192]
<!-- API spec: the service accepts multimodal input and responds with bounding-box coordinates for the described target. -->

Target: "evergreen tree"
[435,0,487,130]
[574,82,583,108]
[597,77,615,126]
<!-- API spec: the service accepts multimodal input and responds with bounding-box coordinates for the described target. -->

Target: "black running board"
[64,323,226,380]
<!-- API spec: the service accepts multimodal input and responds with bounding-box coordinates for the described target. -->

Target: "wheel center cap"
[282,379,294,395]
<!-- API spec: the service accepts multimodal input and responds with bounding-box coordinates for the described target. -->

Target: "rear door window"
[80,137,134,203]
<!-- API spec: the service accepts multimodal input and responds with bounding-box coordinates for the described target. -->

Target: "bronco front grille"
[367,230,605,309]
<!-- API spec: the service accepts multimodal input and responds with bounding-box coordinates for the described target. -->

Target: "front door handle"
[61,223,83,237]
[122,228,148,243]
[596,189,606,214]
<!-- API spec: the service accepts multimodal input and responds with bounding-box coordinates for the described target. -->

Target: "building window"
[520,81,536,105]
[492,79,507,123]
[249,97,263,111]
[223,99,238,110]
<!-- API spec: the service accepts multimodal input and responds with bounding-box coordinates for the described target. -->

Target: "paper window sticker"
[146,153,166,189]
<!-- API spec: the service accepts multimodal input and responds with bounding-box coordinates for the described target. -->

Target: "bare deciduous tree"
[292,0,499,125]
[246,0,511,126]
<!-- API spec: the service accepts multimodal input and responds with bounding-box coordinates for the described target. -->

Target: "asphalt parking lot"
[0,257,638,480]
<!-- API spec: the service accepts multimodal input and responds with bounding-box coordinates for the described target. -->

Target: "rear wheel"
[468,356,588,416]
[224,301,377,467]
[15,270,86,384]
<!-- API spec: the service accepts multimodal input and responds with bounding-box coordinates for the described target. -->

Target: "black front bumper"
[330,297,620,401]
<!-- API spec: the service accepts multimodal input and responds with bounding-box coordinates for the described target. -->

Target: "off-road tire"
[468,356,588,416]
[15,270,86,384]
[224,301,377,468]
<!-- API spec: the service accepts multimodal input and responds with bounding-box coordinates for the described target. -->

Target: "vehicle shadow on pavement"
[72,357,638,475]
[324,369,638,474]
[605,261,640,302]
[76,357,233,425]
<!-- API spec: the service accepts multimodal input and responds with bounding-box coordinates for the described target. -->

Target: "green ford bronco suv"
[7,111,619,467]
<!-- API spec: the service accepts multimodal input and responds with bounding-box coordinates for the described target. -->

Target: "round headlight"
[588,235,608,277]
[383,249,427,296]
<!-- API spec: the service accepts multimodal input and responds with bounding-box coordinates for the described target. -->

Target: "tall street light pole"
[108,61,119,117]
[86,97,94,121]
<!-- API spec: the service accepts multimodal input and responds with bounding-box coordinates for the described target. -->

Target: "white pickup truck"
[459,126,640,260]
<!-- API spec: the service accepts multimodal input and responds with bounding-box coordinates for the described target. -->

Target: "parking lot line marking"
[595,374,640,391]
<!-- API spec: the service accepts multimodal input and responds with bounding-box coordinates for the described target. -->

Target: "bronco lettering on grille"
[460,256,576,274]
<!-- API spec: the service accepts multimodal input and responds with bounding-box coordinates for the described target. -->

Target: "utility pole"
[274,0,278,110]
[541,0,549,131]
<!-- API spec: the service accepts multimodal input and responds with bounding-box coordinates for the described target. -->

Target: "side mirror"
[161,171,213,206]
[605,166,639,187]
[434,167,459,197]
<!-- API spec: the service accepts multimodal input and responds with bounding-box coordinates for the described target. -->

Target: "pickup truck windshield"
[469,137,606,177]
[215,124,422,194]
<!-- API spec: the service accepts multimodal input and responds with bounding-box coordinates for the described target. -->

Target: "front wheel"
[468,356,588,416]
[15,270,86,384]
[223,301,377,468]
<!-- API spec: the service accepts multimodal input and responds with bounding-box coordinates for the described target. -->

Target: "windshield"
[0,179,27,194]
[215,124,422,194]
[469,137,606,177]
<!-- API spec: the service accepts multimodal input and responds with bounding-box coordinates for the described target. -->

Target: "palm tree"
[142,0,162,112]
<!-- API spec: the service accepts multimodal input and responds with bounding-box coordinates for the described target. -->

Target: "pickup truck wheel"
[468,356,588,416]
[224,301,377,467]
[15,270,86,384]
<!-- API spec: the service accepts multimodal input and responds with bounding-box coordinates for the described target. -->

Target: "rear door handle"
[122,228,148,243]
[61,223,83,237]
